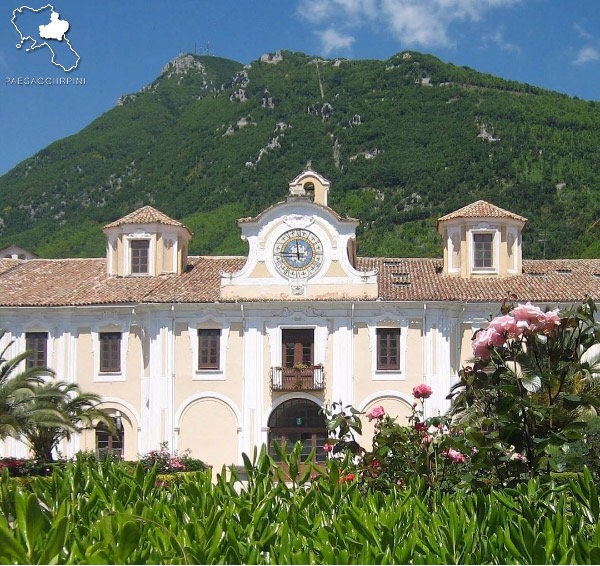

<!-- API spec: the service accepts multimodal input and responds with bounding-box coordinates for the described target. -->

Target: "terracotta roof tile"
[437,200,528,224]
[357,258,600,303]
[0,259,23,276]
[103,205,190,230]
[0,256,597,307]
[143,256,246,303]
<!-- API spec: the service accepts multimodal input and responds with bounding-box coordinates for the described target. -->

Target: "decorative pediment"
[220,171,377,300]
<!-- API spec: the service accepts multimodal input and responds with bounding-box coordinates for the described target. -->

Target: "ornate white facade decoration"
[282,214,315,229]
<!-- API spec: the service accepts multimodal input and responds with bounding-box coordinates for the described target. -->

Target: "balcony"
[270,365,325,392]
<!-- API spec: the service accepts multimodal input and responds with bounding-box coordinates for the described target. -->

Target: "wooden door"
[281,329,314,368]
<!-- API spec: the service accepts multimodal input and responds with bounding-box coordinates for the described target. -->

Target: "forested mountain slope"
[0,51,598,259]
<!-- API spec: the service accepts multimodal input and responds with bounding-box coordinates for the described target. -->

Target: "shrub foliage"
[1,453,600,564]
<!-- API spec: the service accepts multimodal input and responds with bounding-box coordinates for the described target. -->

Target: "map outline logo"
[11,3,80,72]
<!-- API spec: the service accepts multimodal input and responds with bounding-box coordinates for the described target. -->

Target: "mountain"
[0,51,599,260]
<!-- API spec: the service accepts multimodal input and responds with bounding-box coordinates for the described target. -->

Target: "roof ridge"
[103,205,191,231]
[437,200,528,223]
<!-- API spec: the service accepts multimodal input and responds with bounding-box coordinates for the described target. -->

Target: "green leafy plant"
[0,330,65,441]
[1,452,600,563]
[22,382,114,463]
[448,298,600,477]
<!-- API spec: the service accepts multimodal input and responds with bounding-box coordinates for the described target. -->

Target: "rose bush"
[449,298,600,479]
[321,301,599,492]
[138,442,207,473]
[322,385,489,492]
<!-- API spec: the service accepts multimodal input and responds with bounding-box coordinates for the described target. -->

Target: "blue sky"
[1,0,599,175]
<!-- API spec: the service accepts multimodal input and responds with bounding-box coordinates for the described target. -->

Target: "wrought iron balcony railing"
[270,365,325,391]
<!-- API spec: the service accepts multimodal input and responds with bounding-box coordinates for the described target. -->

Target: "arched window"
[95,417,124,460]
[268,398,327,462]
[303,182,315,201]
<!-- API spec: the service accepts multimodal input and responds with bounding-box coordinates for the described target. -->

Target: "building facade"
[0,170,598,470]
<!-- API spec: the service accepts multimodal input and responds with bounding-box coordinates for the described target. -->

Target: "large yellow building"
[0,170,598,470]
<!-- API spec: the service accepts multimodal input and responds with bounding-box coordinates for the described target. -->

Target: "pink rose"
[472,331,492,360]
[488,324,506,346]
[447,448,466,463]
[413,384,433,399]
[488,315,524,339]
[366,406,385,421]
[511,303,561,333]
[510,302,544,330]
[538,309,561,334]
[323,443,333,453]
[472,327,504,359]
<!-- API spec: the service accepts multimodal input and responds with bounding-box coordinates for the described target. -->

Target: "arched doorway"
[268,398,327,463]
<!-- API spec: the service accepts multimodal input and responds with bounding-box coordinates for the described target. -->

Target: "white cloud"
[298,0,377,24]
[571,24,600,66]
[573,46,599,65]
[481,27,520,54]
[317,28,356,55]
[298,0,521,51]
[573,23,593,41]
[381,0,453,47]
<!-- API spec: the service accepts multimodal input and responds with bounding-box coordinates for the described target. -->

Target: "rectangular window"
[473,233,494,269]
[26,332,47,368]
[281,329,314,368]
[198,329,220,370]
[377,328,400,371]
[130,240,149,274]
[100,332,121,373]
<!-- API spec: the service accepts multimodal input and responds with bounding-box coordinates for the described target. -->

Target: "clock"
[273,229,324,278]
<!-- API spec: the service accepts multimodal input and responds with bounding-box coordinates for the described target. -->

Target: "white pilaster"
[241,313,264,462]
[330,316,353,406]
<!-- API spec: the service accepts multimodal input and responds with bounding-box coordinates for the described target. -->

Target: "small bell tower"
[287,169,330,206]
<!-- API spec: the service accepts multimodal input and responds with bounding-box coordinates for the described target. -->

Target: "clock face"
[273,229,324,278]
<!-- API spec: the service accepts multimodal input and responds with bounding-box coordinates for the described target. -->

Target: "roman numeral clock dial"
[273,229,324,279]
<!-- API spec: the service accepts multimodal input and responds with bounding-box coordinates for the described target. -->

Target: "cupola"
[437,200,527,278]
[102,206,192,277]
